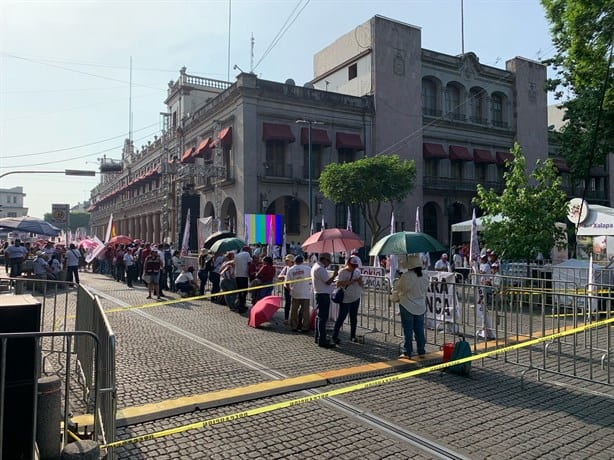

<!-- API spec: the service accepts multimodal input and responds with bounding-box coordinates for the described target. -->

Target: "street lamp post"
[0,169,96,180]
[296,119,323,234]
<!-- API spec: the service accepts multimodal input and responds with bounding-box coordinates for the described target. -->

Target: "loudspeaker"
[181,194,200,250]
[0,296,41,460]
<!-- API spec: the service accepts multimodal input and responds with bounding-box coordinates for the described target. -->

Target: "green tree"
[473,143,568,267]
[541,0,614,180]
[319,154,416,247]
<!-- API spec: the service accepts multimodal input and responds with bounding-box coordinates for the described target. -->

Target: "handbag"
[331,270,353,303]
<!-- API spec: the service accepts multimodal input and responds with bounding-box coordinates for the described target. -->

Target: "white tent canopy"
[450,214,504,233]
[576,204,614,236]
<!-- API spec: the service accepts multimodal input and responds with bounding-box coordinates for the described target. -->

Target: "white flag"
[181,209,191,256]
[346,206,352,232]
[104,213,113,243]
[415,206,430,269]
[415,207,421,232]
[388,211,398,286]
[321,214,325,231]
[281,224,287,259]
[244,216,250,245]
[469,208,480,274]
[85,236,105,264]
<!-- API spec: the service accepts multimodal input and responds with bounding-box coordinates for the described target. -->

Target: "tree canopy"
[473,143,568,262]
[541,0,614,180]
[319,154,416,246]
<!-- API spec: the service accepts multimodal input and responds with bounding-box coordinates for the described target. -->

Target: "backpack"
[447,336,472,377]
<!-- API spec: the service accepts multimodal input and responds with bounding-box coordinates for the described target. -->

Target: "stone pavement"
[77,271,613,459]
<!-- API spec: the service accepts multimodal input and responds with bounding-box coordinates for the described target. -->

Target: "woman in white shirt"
[394,255,428,359]
[332,256,363,343]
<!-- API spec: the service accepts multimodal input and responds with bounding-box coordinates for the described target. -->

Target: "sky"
[0,0,556,219]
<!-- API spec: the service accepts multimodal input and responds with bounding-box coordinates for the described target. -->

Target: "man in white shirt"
[311,253,339,348]
[65,243,82,284]
[5,239,29,277]
[234,246,252,313]
[285,255,311,332]
[434,253,451,272]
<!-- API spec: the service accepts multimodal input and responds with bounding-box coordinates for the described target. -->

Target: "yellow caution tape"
[100,315,614,450]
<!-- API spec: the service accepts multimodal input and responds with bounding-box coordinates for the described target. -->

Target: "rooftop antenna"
[250,33,255,73]
[128,56,133,144]
[461,0,465,55]
[227,0,232,81]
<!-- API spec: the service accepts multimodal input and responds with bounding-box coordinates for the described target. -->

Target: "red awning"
[263,123,295,142]
[300,127,332,146]
[423,143,448,159]
[218,127,232,146]
[181,147,195,163]
[473,149,495,163]
[496,151,513,165]
[336,132,364,150]
[449,145,472,161]
[196,137,212,155]
[552,158,570,172]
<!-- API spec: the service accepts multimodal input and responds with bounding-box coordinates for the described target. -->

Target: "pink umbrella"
[78,239,95,249]
[301,228,363,254]
[248,295,282,328]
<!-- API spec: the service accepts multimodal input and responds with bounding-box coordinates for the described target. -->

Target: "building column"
[153,213,161,244]
[146,214,154,243]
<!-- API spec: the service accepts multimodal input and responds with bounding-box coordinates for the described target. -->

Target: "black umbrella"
[0,216,61,237]
[202,231,236,249]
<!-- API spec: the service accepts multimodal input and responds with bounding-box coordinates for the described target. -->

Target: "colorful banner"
[244,214,283,245]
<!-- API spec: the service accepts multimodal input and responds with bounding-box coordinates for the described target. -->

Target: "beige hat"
[348,255,360,265]
[284,254,295,262]
[400,254,422,270]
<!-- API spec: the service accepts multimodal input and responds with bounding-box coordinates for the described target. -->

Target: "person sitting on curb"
[175,266,199,298]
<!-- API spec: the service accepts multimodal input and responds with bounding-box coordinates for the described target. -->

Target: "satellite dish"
[285,78,296,86]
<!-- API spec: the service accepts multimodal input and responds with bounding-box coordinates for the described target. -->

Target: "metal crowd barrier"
[354,272,612,388]
[0,277,117,458]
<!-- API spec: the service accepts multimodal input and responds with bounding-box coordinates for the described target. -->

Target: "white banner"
[360,266,386,290]
[85,236,105,264]
[425,271,461,333]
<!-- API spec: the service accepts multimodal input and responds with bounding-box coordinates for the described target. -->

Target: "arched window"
[445,85,463,120]
[470,88,486,124]
[491,93,505,127]
[422,79,438,116]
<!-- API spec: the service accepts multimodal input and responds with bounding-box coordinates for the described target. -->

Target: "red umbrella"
[108,235,132,245]
[301,228,363,254]
[248,295,282,328]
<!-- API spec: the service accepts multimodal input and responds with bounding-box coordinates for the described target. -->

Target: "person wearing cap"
[332,255,364,344]
[285,255,311,332]
[234,246,252,313]
[32,251,53,280]
[394,254,428,359]
[350,249,363,267]
[311,253,339,348]
[175,266,199,298]
[277,254,295,324]
[434,253,451,272]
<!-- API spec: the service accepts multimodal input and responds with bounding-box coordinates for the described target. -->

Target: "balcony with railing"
[423,175,502,194]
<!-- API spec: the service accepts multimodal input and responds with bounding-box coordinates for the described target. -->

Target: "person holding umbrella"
[394,255,428,359]
[332,255,363,344]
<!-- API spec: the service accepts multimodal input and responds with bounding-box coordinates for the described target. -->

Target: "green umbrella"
[209,237,246,254]
[369,231,446,256]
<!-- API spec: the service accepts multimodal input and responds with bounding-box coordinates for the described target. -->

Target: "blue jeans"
[315,293,331,345]
[399,307,426,356]
[332,299,360,340]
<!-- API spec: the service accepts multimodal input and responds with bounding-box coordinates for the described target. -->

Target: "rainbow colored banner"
[244,214,283,245]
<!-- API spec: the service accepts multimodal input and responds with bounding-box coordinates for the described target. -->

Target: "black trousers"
[315,293,331,345]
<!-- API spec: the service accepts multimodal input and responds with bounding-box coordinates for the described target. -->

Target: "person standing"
[197,248,213,296]
[219,252,237,310]
[123,248,136,288]
[394,255,428,359]
[234,246,252,313]
[209,252,224,304]
[6,239,28,278]
[332,256,363,344]
[65,243,81,285]
[285,255,311,333]
[311,253,338,348]
[277,254,295,324]
[434,253,451,271]
[143,251,162,300]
